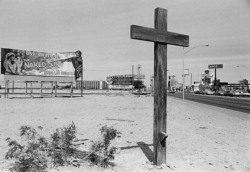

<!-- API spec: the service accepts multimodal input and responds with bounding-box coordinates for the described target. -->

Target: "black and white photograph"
[0,0,249,171]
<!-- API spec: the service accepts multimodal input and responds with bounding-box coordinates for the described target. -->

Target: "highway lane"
[168,92,250,113]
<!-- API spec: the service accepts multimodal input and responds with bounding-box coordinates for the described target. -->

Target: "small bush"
[5,122,77,171]
[49,122,76,167]
[89,125,121,167]
[5,123,120,171]
[5,128,48,172]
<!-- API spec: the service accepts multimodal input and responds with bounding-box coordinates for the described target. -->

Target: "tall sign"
[131,8,189,165]
[208,64,223,92]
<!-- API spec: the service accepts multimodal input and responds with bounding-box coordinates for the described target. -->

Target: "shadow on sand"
[119,142,153,162]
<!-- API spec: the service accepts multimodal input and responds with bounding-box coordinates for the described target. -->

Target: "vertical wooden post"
[55,82,57,97]
[153,8,167,165]
[51,81,54,97]
[81,65,83,96]
[40,81,43,97]
[30,82,33,98]
[4,80,7,98]
[25,81,28,95]
[70,82,73,98]
[7,80,10,98]
[7,80,9,98]
[5,80,9,98]
[12,81,14,93]
[214,67,217,92]
[130,8,189,165]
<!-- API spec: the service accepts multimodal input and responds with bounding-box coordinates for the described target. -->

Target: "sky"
[0,0,249,86]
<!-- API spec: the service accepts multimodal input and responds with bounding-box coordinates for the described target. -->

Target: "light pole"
[182,68,189,98]
[182,44,209,100]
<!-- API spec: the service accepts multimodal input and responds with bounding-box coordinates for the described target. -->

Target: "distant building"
[106,74,145,90]
[239,79,248,85]
[169,75,178,91]
[76,81,108,90]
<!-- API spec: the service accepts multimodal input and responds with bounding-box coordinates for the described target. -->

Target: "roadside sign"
[134,74,145,79]
[208,64,223,69]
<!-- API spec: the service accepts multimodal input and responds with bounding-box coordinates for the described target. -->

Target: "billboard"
[106,75,133,85]
[134,74,145,79]
[1,48,75,77]
[208,64,223,69]
[201,70,214,85]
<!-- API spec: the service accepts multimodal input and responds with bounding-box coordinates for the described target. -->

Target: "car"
[168,90,175,93]
[133,90,151,95]
[233,90,241,97]
[240,90,250,97]
[224,90,233,97]
[215,90,225,96]
[204,89,215,95]
[194,91,202,94]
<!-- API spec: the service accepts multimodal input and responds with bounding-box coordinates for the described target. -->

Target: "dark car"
[194,90,202,94]
[214,90,225,96]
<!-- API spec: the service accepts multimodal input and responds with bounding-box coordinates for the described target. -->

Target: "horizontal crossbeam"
[131,25,189,47]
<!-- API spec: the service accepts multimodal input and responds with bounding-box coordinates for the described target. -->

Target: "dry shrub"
[89,125,121,167]
[5,123,120,171]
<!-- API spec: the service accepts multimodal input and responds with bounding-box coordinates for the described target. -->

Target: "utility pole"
[190,73,192,89]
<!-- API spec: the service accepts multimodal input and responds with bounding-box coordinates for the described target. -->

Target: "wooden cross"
[130,8,189,165]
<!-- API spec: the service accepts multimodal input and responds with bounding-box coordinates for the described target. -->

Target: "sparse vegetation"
[89,125,121,167]
[5,122,120,171]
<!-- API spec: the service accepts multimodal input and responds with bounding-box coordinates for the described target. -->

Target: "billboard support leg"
[25,81,28,95]
[51,82,54,97]
[40,82,43,97]
[55,82,57,97]
[7,80,9,98]
[81,77,83,97]
[70,82,73,98]
[4,80,7,98]
[12,81,14,93]
[30,82,33,98]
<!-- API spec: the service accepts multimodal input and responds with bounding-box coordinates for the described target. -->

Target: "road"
[168,92,250,113]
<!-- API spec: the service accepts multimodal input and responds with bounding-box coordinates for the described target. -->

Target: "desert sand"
[0,91,249,172]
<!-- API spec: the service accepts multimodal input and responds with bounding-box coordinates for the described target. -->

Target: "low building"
[76,81,108,90]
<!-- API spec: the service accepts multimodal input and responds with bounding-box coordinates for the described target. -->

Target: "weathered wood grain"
[131,25,189,47]
[153,7,167,166]
[130,7,189,165]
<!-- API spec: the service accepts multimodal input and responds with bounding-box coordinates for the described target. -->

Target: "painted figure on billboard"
[3,52,17,75]
[14,52,24,74]
[62,50,83,80]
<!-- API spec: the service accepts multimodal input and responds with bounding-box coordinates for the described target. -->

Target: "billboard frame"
[4,75,75,98]
[1,48,83,98]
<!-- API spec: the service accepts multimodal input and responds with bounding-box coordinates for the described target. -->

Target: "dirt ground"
[0,91,249,172]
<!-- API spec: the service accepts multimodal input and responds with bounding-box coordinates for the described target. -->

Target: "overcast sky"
[0,0,249,86]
